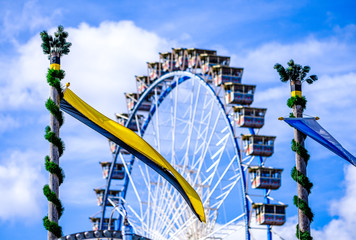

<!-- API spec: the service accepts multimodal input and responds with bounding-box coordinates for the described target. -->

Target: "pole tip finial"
[278,117,284,120]
[315,116,320,120]
[66,82,70,88]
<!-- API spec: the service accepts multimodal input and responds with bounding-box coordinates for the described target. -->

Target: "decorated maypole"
[274,60,317,240]
[40,25,71,240]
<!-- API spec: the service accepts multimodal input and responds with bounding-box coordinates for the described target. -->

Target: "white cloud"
[0,150,46,222]
[231,37,356,84]
[311,165,356,240]
[0,21,171,117]
[0,114,20,134]
[64,21,171,116]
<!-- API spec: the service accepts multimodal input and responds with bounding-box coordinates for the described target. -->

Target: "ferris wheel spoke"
[192,110,222,185]
[169,75,179,165]
[161,194,194,236]
[138,165,150,189]
[242,155,255,170]
[149,176,165,233]
[212,175,241,210]
[119,154,143,219]
[190,112,217,168]
[150,186,183,237]
[151,188,173,232]
[142,163,153,234]
[152,180,182,234]
[126,202,144,226]
[153,91,162,153]
[190,88,211,168]
[156,188,185,236]
[199,212,246,240]
[167,215,197,240]
[183,76,199,166]
[203,155,237,205]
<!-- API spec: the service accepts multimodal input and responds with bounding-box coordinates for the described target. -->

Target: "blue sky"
[1,0,356,239]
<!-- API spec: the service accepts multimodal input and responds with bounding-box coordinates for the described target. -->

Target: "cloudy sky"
[1,0,356,239]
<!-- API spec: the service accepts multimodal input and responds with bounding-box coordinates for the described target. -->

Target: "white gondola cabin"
[223,83,255,105]
[248,166,283,190]
[213,65,244,86]
[116,113,144,132]
[200,54,230,74]
[172,48,188,70]
[136,75,151,94]
[187,48,217,68]
[90,217,116,231]
[125,92,152,112]
[136,75,163,95]
[100,161,125,180]
[233,106,266,128]
[160,52,174,72]
[147,62,163,80]
[242,134,276,157]
[94,188,121,206]
[253,203,287,226]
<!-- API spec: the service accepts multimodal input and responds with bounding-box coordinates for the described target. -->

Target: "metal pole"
[290,79,310,233]
[48,52,61,240]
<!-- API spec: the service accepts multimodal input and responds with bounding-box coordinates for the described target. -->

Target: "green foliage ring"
[293,195,314,222]
[287,96,307,109]
[296,224,313,240]
[291,167,313,194]
[43,216,63,238]
[45,156,65,185]
[43,185,64,218]
[291,139,310,163]
[45,126,65,157]
[45,98,64,127]
[47,69,65,99]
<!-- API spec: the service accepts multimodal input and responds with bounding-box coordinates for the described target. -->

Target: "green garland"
[43,185,64,217]
[296,224,313,240]
[45,155,65,185]
[293,196,314,222]
[43,216,63,238]
[291,139,310,163]
[289,98,314,240]
[47,69,65,99]
[291,167,313,194]
[45,126,65,156]
[43,69,66,238]
[45,98,64,127]
[287,96,307,109]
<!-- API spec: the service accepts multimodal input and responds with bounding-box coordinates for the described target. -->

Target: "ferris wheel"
[91,48,287,240]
